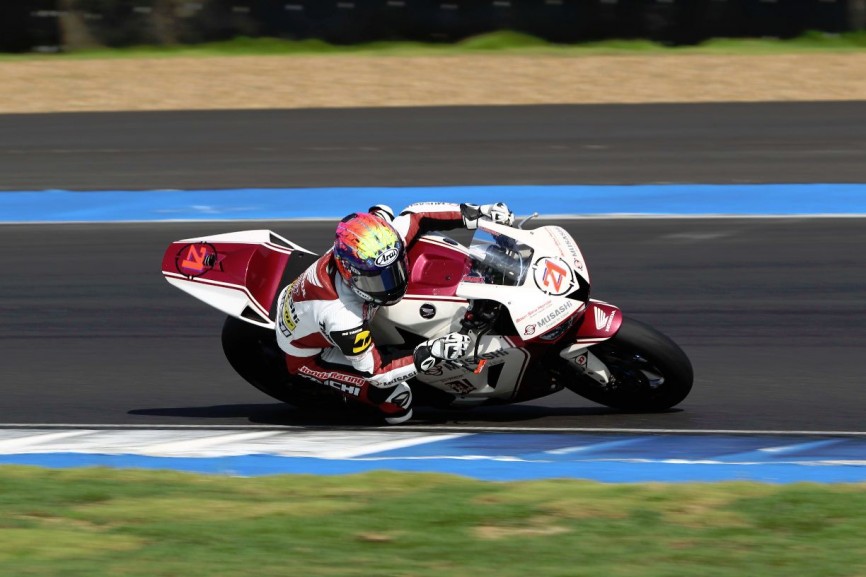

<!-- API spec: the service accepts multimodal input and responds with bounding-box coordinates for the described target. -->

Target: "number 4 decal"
[532,257,574,296]
[175,243,218,277]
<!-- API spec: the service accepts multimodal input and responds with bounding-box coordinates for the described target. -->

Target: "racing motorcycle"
[161,217,693,414]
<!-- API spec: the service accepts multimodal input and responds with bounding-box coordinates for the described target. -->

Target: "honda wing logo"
[594,308,616,332]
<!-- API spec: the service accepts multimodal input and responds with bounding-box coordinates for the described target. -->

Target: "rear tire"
[563,317,693,411]
[221,316,342,409]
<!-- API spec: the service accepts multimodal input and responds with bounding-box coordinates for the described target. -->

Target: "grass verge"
[2,466,866,576]
[5,30,866,60]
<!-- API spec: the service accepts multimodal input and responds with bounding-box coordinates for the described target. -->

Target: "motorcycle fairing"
[456,221,588,342]
[161,230,314,329]
[414,335,530,404]
[405,235,470,296]
[555,300,624,386]
[572,300,623,346]
[373,235,470,345]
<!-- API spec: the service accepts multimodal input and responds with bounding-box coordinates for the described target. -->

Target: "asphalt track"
[3,217,866,431]
[2,101,866,190]
[2,102,866,432]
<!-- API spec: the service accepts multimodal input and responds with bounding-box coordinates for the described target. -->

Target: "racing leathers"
[274,202,514,424]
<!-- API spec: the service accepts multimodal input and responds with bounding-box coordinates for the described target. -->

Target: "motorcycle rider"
[275,202,515,424]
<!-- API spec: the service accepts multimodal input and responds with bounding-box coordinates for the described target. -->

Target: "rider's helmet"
[333,212,409,306]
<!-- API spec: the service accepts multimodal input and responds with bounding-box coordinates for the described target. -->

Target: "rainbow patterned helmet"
[333,212,409,305]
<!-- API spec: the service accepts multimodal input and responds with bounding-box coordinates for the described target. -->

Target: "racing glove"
[460,202,515,229]
[413,332,472,373]
[368,203,395,223]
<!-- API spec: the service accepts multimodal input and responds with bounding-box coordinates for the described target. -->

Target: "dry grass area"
[3,52,866,113]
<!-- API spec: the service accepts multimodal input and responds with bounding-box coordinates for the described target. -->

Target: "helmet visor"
[352,257,409,305]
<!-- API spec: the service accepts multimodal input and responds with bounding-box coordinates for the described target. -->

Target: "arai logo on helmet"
[375,247,400,267]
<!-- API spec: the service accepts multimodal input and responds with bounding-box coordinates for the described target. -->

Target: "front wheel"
[562,317,693,411]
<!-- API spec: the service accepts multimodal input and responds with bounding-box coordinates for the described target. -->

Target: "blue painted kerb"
[3,433,866,483]
[3,453,866,483]
[2,184,866,222]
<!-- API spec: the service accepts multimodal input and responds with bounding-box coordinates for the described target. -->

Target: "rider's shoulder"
[321,296,366,331]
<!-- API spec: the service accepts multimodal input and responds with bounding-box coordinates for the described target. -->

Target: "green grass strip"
[2,466,866,576]
[5,29,866,60]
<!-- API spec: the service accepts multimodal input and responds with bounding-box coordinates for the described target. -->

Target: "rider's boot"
[372,382,413,425]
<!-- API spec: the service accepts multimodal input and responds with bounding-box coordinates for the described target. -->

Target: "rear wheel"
[563,317,693,411]
[221,316,343,409]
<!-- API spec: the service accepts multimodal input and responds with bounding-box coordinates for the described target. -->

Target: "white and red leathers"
[275,202,495,421]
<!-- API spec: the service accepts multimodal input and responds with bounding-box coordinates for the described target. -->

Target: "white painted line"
[0,424,865,436]
[594,458,866,467]
[546,437,651,455]
[757,439,842,454]
[535,214,866,220]
[0,429,469,459]
[0,423,309,430]
[344,456,866,467]
[0,429,863,471]
[4,214,866,226]
[225,431,438,458]
[322,433,469,459]
[140,431,283,456]
[393,426,866,437]
[0,430,95,451]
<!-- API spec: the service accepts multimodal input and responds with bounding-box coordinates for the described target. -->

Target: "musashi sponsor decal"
[524,300,578,339]
[545,227,586,272]
[539,316,575,341]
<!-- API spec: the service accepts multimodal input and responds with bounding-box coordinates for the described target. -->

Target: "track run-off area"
[1,102,865,482]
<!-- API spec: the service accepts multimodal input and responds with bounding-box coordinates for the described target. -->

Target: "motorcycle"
[160,217,693,415]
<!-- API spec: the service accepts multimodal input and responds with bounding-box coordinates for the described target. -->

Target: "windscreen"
[465,229,534,287]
